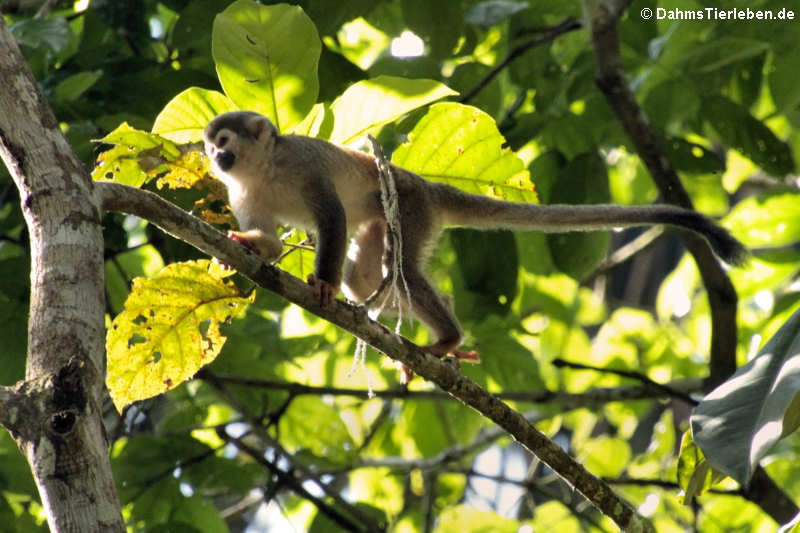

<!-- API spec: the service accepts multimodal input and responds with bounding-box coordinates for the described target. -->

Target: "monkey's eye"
[218,135,229,148]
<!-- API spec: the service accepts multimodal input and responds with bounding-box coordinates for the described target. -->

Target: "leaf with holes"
[106,260,254,411]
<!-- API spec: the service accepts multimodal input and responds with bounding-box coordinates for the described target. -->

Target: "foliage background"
[1,0,800,531]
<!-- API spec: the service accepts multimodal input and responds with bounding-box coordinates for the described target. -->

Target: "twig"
[460,17,582,104]
[596,226,664,271]
[218,428,379,533]
[551,358,697,405]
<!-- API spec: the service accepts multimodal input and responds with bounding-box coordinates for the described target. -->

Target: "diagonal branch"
[459,17,582,105]
[98,180,651,532]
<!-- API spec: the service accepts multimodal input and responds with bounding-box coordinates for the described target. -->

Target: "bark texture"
[0,19,124,532]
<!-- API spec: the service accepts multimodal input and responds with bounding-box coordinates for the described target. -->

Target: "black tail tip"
[708,228,749,267]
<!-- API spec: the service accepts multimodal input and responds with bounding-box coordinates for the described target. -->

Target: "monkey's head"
[204,111,278,178]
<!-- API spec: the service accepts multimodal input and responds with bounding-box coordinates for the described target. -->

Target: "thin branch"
[204,370,704,407]
[201,370,383,532]
[596,226,664,271]
[551,358,698,405]
[98,181,650,531]
[218,428,380,533]
[460,17,582,105]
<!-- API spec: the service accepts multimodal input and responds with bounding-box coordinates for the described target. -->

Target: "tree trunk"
[0,19,124,532]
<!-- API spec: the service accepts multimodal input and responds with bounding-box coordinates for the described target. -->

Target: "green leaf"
[92,123,180,186]
[153,88,238,143]
[465,1,529,28]
[292,103,333,138]
[663,138,724,175]
[275,230,316,285]
[723,191,800,248]
[52,70,102,103]
[703,95,795,177]
[392,102,535,202]
[580,436,631,477]
[401,0,463,59]
[279,396,355,463]
[770,46,800,116]
[435,505,518,533]
[450,228,518,318]
[547,153,610,280]
[212,0,320,131]
[106,260,254,411]
[328,75,457,144]
[677,430,727,505]
[10,18,72,54]
[642,80,701,133]
[691,307,800,484]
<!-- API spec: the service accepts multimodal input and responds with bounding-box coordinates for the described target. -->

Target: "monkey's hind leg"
[342,220,387,304]
[399,252,480,364]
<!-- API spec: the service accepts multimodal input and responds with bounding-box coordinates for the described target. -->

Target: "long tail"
[431,184,748,266]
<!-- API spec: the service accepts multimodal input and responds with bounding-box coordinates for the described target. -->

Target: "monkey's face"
[204,127,240,174]
[204,112,278,181]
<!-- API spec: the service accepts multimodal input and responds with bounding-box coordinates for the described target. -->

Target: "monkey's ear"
[246,115,276,142]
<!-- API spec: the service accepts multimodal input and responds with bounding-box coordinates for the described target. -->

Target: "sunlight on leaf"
[92,123,182,187]
[328,75,457,144]
[153,88,238,143]
[106,260,254,411]
[691,307,800,484]
[392,102,535,202]
[212,0,320,131]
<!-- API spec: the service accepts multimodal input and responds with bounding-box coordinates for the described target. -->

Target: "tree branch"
[98,180,650,532]
[585,0,740,391]
[585,1,797,525]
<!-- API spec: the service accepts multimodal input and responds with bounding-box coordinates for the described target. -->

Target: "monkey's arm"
[303,179,348,307]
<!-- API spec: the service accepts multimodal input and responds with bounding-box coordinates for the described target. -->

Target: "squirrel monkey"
[204,111,746,362]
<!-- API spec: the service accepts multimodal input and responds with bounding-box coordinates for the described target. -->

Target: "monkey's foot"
[451,349,481,363]
[399,345,481,383]
[307,275,337,308]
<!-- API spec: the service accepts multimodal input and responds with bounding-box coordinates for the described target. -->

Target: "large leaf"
[153,88,238,143]
[691,307,800,484]
[328,76,457,144]
[723,191,800,248]
[93,123,209,190]
[106,260,254,411]
[212,0,320,131]
[703,95,795,177]
[391,102,535,202]
[547,152,610,280]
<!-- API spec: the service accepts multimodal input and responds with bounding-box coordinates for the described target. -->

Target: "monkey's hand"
[307,274,339,308]
[212,231,261,271]
[228,231,258,251]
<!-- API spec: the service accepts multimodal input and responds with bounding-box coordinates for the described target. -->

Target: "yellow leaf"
[106,260,254,411]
